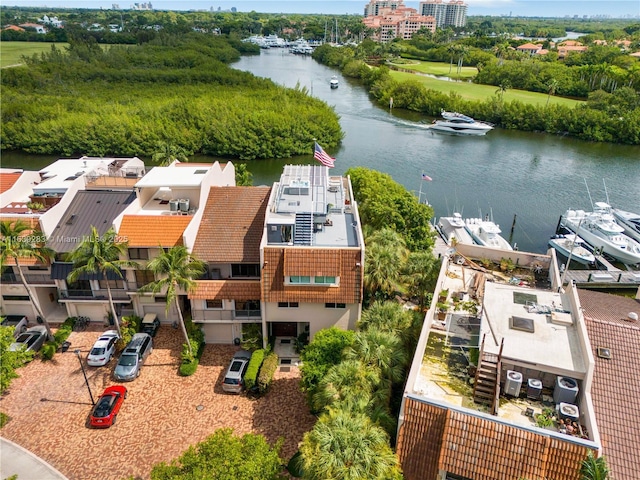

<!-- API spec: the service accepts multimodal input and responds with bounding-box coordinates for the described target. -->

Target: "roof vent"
[596,347,611,359]
[510,316,535,333]
[65,214,77,225]
[627,312,638,322]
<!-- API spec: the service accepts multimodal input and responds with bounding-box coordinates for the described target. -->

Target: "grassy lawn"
[389,59,477,80]
[389,69,583,108]
[1,41,68,68]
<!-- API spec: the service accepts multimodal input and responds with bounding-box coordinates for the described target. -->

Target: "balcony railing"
[59,288,130,301]
[191,309,262,321]
[1,273,55,285]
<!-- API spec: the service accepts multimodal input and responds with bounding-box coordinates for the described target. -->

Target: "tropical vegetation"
[0,325,34,394]
[0,220,55,339]
[148,428,285,480]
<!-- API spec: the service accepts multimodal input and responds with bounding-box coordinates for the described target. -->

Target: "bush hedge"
[244,349,265,391]
[257,352,279,394]
[179,319,206,376]
[118,315,142,350]
[41,317,74,360]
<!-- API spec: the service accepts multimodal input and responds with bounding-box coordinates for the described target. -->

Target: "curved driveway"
[0,326,315,480]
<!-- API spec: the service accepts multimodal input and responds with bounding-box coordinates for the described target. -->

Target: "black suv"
[140,313,160,337]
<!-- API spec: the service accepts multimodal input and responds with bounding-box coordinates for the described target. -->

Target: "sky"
[6,0,640,18]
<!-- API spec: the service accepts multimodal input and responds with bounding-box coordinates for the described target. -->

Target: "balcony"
[1,273,55,285]
[191,309,262,322]
[58,288,131,301]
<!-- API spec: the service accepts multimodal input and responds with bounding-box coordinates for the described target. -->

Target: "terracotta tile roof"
[397,397,592,480]
[262,247,362,304]
[192,186,270,263]
[578,289,640,480]
[189,280,261,300]
[284,249,342,277]
[0,173,22,194]
[118,215,191,247]
[0,218,45,266]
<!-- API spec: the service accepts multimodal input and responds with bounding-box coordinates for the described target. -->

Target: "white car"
[87,330,120,367]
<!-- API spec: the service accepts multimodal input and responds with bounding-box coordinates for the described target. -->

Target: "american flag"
[421,173,433,181]
[314,142,335,168]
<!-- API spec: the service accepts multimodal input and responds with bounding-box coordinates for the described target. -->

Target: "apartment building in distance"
[363,0,436,42]
[419,0,468,29]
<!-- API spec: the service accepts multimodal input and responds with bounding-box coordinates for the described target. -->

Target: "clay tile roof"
[192,186,271,263]
[578,289,640,479]
[189,280,261,300]
[284,249,342,277]
[118,215,191,247]
[397,397,590,480]
[0,172,22,194]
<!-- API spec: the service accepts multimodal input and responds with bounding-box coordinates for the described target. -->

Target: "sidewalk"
[0,438,68,480]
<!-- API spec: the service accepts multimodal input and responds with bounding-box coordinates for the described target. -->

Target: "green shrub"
[179,359,199,376]
[41,317,74,360]
[118,315,142,349]
[244,349,265,391]
[257,352,279,394]
[0,412,10,428]
[40,343,57,360]
[240,323,263,351]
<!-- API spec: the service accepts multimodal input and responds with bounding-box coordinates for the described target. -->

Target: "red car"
[89,386,127,428]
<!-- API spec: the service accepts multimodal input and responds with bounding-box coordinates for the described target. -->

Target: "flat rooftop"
[36,158,110,194]
[134,165,210,188]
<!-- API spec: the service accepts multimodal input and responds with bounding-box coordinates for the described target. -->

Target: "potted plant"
[436,301,451,320]
[437,288,449,303]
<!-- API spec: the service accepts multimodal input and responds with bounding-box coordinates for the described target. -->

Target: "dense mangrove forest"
[1,33,343,159]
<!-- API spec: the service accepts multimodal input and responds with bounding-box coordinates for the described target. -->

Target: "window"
[128,248,149,260]
[27,265,48,271]
[154,296,167,304]
[314,276,336,285]
[278,302,299,308]
[205,299,223,309]
[235,300,260,318]
[289,276,311,284]
[99,279,124,289]
[231,264,260,277]
[325,303,346,309]
[2,295,30,301]
[135,270,155,287]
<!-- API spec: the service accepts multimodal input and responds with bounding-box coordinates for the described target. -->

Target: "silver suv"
[113,333,153,381]
[222,350,252,393]
[1,315,29,338]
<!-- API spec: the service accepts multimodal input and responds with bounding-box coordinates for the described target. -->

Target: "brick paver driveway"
[0,326,316,480]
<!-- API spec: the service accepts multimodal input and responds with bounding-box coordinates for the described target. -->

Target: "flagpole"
[418,171,424,204]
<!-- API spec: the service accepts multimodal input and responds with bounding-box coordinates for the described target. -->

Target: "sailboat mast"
[603,178,610,204]
[584,178,594,210]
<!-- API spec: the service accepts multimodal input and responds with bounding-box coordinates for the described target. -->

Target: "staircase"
[294,213,312,245]
[473,335,504,415]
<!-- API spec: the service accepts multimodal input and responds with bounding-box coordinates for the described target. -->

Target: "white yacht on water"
[561,204,640,265]
[548,234,596,265]
[437,213,476,246]
[430,111,494,136]
[464,217,513,250]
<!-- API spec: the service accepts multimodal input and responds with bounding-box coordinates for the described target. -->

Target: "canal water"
[2,48,638,254]
[232,48,640,254]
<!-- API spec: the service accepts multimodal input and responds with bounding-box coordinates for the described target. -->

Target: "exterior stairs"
[294,213,312,245]
[472,335,504,415]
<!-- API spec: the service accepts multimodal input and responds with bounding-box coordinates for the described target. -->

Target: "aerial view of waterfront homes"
[1,1,640,479]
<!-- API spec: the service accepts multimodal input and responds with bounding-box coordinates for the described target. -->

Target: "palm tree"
[67,226,137,337]
[402,251,440,308]
[300,406,403,480]
[0,220,55,339]
[456,45,469,78]
[580,451,609,480]
[363,228,408,303]
[139,246,205,356]
[496,80,511,101]
[546,78,560,107]
[358,300,411,335]
[312,359,380,412]
[151,141,190,167]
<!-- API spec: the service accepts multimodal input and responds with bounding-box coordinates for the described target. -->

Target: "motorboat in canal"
[330,76,339,89]
[561,206,640,265]
[436,213,476,246]
[548,234,596,265]
[609,206,640,244]
[430,111,494,136]
[464,217,513,250]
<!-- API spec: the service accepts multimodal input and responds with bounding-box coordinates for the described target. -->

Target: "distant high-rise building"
[363,0,436,42]
[364,0,402,17]
[418,0,467,28]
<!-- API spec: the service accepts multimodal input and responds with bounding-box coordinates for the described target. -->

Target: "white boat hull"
[562,210,640,265]
[612,208,640,243]
[430,123,492,136]
[437,214,476,246]
[464,218,513,250]
[548,235,595,265]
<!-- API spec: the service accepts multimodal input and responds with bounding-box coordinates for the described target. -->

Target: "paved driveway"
[0,326,316,480]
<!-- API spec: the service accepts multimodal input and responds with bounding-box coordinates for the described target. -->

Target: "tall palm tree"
[496,80,511,101]
[1,220,55,340]
[300,406,402,480]
[67,226,137,337]
[312,359,380,412]
[363,228,408,303]
[139,246,205,356]
[151,141,190,167]
[358,300,411,335]
[546,78,560,106]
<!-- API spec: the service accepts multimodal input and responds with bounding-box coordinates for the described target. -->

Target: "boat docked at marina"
[330,76,339,89]
[464,217,513,250]
[561,206,640,265]
[436,213,476,246]
[609,207,640,244]
[548,234,596,265]
[430,111,494,136]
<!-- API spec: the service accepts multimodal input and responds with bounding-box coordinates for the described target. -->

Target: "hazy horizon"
[5,0,640,18]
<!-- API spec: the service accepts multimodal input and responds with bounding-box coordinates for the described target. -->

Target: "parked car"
[89,385,127,428]
[113,333,152,381]
[140,313,160,337]
[8,325,48,353]
[222,350,252,393]
[1,315,29,338]
[86,330,120,367]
